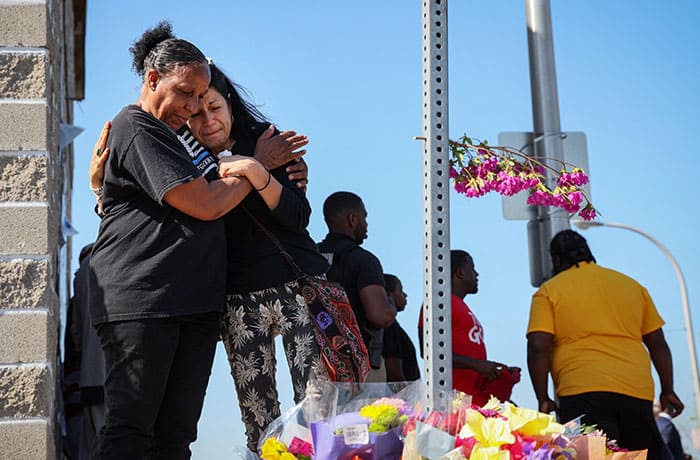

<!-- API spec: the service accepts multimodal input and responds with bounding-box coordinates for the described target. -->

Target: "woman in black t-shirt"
[88,23,280,459]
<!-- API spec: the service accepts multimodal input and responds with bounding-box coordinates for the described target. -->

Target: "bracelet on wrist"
[255,169,272,192]
[90,185,104,197]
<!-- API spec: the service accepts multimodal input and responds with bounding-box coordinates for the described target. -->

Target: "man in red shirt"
[420,250,520,405]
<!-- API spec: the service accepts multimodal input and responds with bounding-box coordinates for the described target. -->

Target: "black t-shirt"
[382,320,421,382]
[221,125,329,294]
[317,233,385,351]
[177,128,220,182]
[88,105,226,324]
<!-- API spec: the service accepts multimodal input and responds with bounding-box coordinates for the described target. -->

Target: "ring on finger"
[96,147,103,156]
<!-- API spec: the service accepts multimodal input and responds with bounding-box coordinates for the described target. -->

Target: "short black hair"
[323,191,364,225]
[450,249,473,275]
[129,21,207,79]
[384,274,400,292]
[550,229,596,268]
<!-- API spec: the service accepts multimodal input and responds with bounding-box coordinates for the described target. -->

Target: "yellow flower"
[261,437,288,460]
[470,444,511,460]
[359,404,399,432]
[458,409,514,448]
[501,403,565,437]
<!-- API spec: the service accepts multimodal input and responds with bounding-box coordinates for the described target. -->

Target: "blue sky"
[70,1,700,457]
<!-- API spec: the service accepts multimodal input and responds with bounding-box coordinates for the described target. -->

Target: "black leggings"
[559,391,669,460]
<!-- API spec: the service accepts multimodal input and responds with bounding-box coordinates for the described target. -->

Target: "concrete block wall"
[0,0,78,458]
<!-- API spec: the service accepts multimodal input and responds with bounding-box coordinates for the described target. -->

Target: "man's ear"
[346,211,356,229]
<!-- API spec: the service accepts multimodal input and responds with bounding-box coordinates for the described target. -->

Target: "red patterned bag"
[242,207,369,383]
[297,275,369,383]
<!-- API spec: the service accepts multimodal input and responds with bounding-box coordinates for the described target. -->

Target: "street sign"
[497,131,591,221]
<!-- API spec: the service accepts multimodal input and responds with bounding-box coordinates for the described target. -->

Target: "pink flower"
[522,175,540,190]
[550,193,567,208]
[481,156,499,173]
[474,406,502,418]
[455,436,477,457]
[566,191,584,207]
[288,437,313,457]
[373,397,411,415]
[496,171,525,196]
[465,185,483,197]
[527,190,552,206]
[558,168,589,187]
[578,204,597,221]
[449,135,597,217]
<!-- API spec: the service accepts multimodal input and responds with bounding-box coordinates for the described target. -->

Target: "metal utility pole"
[525,0,570,286]
[421,0,452,411]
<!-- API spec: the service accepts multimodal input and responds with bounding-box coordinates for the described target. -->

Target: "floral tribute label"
[343,424,370,445]
[449,134,597,221]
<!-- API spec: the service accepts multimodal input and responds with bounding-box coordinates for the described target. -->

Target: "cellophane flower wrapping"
[402,394,582,460]
[259,381,648,460]
[258,380,422,459]
[401,390,472,459]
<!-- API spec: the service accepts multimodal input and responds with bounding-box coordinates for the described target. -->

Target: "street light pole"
[573,219,700,439]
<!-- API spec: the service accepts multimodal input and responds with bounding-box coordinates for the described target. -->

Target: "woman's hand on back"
[285,158,308,191]
[253,124,308,170]
[89,121,111,189]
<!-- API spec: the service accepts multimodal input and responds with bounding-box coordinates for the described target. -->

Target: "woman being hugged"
[187,63,330,454]
[88,22,273,459]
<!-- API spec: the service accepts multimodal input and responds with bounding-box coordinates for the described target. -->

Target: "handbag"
[242,207,370,383]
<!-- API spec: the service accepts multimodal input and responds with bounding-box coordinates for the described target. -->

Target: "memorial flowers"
[259,383,647,460]
[260,436,313,460]
[449,135,597,221]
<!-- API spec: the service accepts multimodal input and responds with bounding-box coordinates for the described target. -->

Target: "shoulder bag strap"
[240,206,304,277]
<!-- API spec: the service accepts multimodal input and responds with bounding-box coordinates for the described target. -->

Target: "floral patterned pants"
[220,280,326,453]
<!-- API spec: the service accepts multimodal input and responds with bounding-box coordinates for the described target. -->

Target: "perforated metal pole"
[421,0,452,411]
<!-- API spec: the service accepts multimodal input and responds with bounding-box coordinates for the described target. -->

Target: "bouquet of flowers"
[403,395,574,460]
[448,134,597,221]
[310,397,412,460]
[257,381,422,460]
[261,436,314,460]
[564,423,647,460]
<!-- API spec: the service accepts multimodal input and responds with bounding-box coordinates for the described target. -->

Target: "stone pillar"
[0,0,83,458]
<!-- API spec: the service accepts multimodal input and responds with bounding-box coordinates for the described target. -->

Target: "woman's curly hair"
[129,21,206,79]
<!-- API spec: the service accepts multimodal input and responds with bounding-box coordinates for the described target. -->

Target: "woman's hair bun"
[130,21,175,76]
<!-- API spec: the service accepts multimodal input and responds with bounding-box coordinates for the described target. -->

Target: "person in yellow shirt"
[527,230,684,460]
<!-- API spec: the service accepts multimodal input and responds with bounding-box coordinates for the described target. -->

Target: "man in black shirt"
[317,191,396,382]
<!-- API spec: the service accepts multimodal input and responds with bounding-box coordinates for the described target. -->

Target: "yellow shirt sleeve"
[527,285,555,335]
[640,286,665,335]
